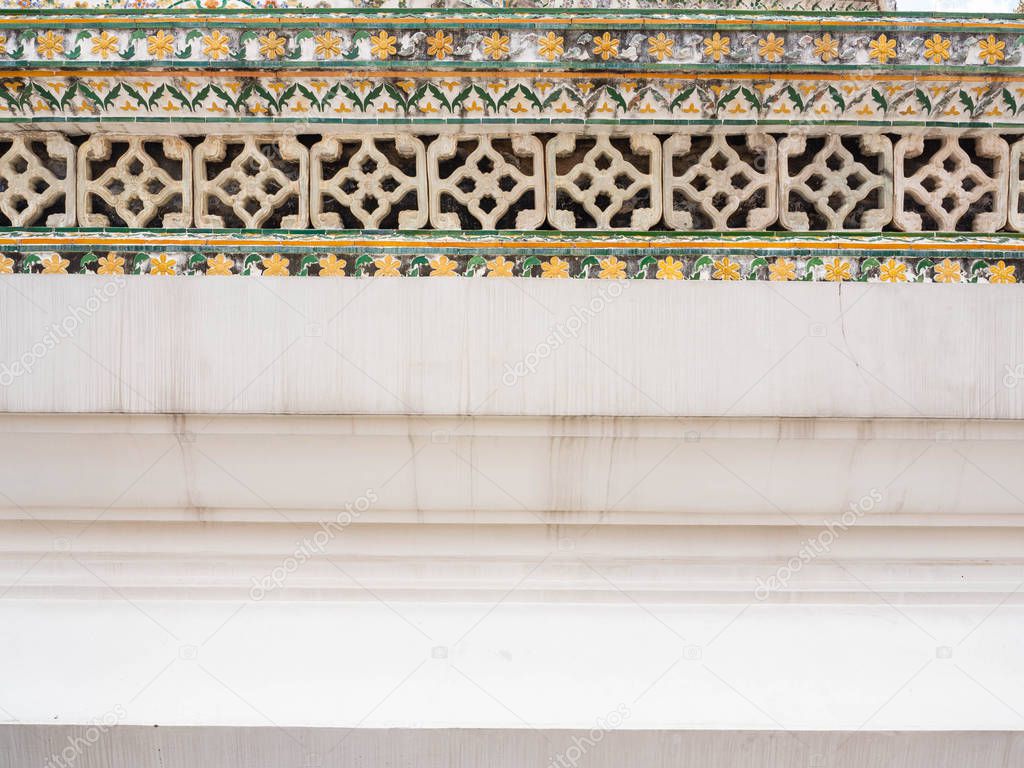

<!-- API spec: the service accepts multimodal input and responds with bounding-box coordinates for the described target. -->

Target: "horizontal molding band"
[0,230,1022,281]
[0,73,1020,127]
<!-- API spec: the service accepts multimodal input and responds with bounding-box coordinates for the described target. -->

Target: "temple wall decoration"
[0,0,1016,284]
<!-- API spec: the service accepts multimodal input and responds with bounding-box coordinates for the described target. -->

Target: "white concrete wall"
[0,277,1021,418]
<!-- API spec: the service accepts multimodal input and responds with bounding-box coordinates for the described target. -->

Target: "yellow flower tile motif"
[923,34,950,64]
[879,258,907,282]
[483,31,510,60]
[202,31,231,60]
[0,254,13,274]
[206,253,234,275]
[598,256,627,279]
[91,31,119,59]
[647,32,674,62]
[370,31,397,61]
[41,254,69,274]
[149,254,176,276]
[486,256,514,277]
[258,31,287,60]
[429,255,458,276]
[703,32,730,62]
[824,257,851,282]
[656,256,684,280]
[869,34,897,64]
[979,35,1005,65]
[768,258,796,281]
[318,254,346,276]
[374,254,402,277]
[261,253,289,276]
[758,33,785,63]
[97,253,125,275]
[36,31,64,60]
[813,33,839,63]
[989,260,1017,284]
[713,257,741,280]
[146,30,175,59]
[314,31,342,59]
[933,258,961,283]
[592,32,619,61]
[537,31,564,62]
[541,256,570,278]
[427,30,454,60]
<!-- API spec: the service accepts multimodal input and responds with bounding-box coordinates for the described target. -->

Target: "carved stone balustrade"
[1,130,1022,235]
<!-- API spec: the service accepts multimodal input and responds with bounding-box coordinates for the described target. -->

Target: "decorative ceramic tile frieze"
[0,72,1022,129]
[0,230,1018,285]
[2,11,1014,73]
[3,3,1024,287]
[0,1,885,9]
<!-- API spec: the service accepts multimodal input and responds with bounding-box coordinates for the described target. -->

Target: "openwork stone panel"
[4,130,1024,235]
[78,136,191,229]
[778,134,893,231]
[428,135,545,231]
[1007,139,1024,234]
[546,134,662,230]
[0,134,75,228]
[311,136,427,230]
[894,135,1008,233]
[664,133,776,231]
[194,136,308,229]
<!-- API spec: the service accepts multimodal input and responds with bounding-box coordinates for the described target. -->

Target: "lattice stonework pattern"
[0,134,75,228]
[894,135,1008,233]
[78,136,191,229]
[427,135,545,231]
[194,136,308,229]
[311,136,427,230]
[663,133,777,231]
[1007,139,1024,233]
[547,134,662,231]
[778,134,893,232]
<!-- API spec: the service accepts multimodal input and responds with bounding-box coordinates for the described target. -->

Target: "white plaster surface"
[0,277,1021,419]
[0,599,1022,730]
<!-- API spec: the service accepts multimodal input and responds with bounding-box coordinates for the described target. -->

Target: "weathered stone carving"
[778,134,893,231]
[194,136,308,229]
[78,135,191,228]
[311,135,427,229]
[0,133,75,227]
[546,134,662,230]
[1006,138,1024,233]
[427,134,545,230]
[663,133,777,231]
[894,134,1008,233]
